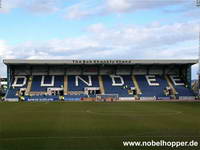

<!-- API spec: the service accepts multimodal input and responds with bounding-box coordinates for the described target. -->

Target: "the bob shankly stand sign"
[72,60,132,65]
[71,60,197,65]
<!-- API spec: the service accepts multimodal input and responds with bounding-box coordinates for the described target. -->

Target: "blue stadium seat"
[6,76,29,99]
[102,75,135,97]
[6,74,195,101]
[31,76,64,92]
[68,75,99,91]
[135,75,169,99]
[169,75,195,97]
[172,79,195,97]
[6,87,19,99]
[31,76,43,91]
[175,86,194,97]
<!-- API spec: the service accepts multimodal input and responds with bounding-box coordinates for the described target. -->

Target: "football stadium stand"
[192,80,198,95]
[3,59,198,101]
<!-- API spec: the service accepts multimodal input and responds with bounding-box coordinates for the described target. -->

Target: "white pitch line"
[0,135,199,141]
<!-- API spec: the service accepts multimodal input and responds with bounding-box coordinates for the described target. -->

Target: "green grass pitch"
[0,101,200,150]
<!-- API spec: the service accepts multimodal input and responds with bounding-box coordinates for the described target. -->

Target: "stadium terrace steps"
[98,75,105,94]
[25,76,32,95]
[131,75,142,95]
[165,75,177,97]
[64,76,68,95]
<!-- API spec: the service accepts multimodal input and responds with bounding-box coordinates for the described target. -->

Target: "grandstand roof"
[3,59,198,65]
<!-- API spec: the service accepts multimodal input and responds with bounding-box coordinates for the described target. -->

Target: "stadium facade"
[3,59,198,102]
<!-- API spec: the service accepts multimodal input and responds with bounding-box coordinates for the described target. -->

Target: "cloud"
[64,3,93,19]
[63,1,103,19]
[0,40,9,77]
[105,0,187,13]
[192,64,198,80]
[0,40,9,57]
[63,0,195,19]
[0,0,23,13]
[86,21,199,52]
[2,21,199,59]
[0,0,60,14]
[0,0,198,19]
[23,0,60,14]
[0,21,199,77]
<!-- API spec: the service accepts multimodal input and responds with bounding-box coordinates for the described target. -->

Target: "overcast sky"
[0,0,199,78]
